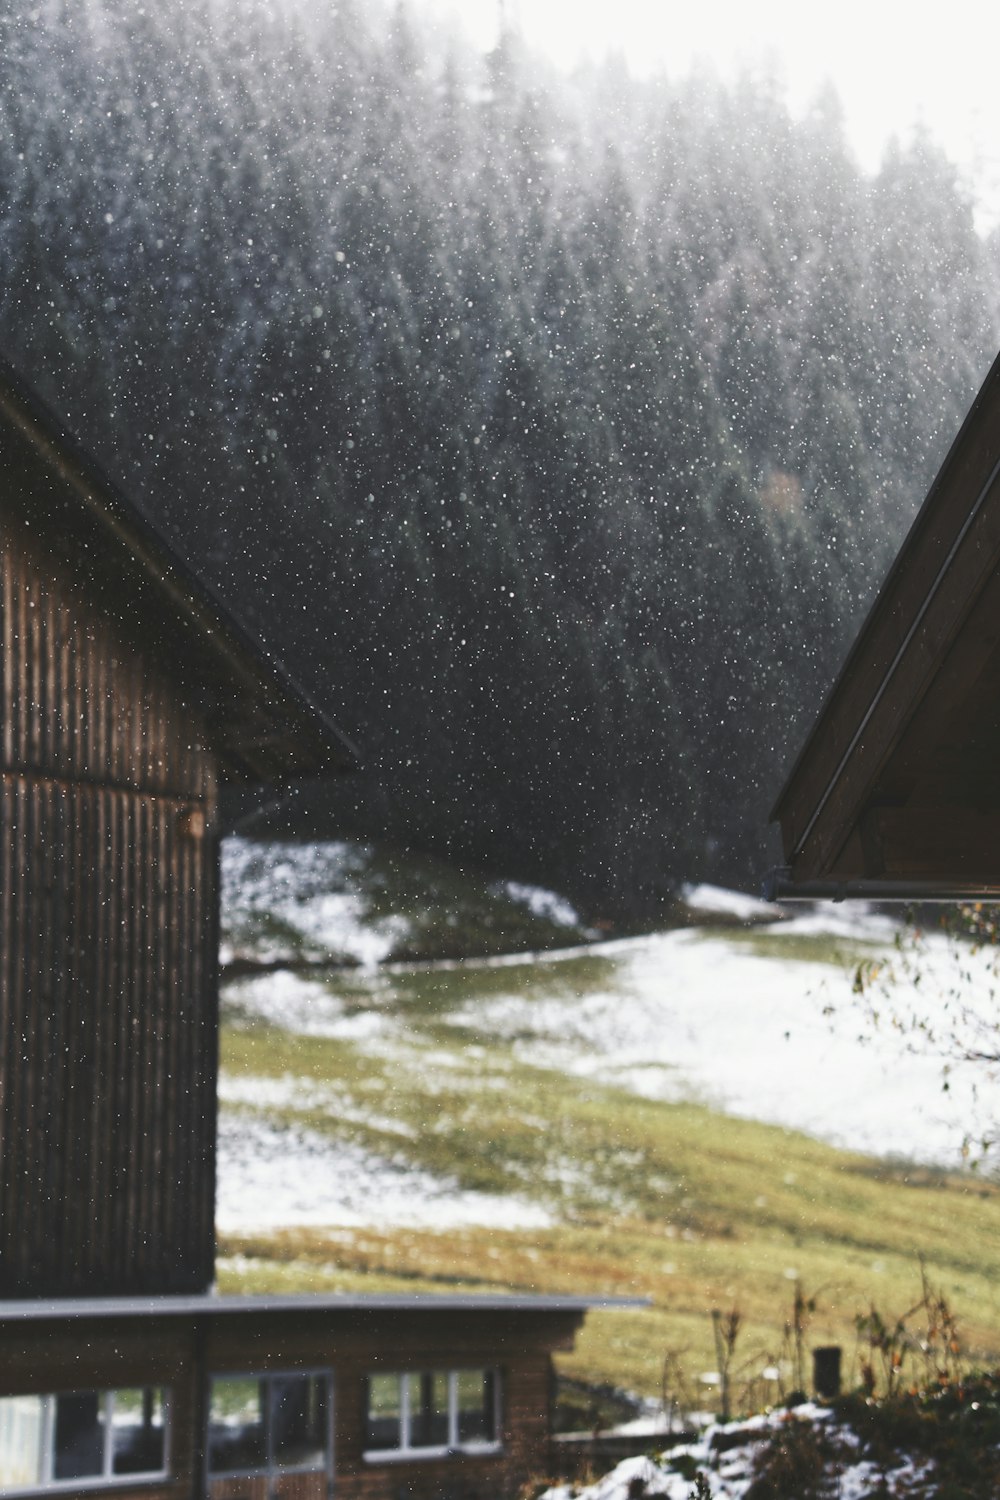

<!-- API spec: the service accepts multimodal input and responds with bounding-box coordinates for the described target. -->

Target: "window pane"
[53,1392,103,1480]
[0,1396,46,1488]
[208,1379,266,1474]
[365,1375,400,1451]
[408,1373,448,1449]
[271,1376,327,1471]
[457,1371,496,1445]
[112,1388,166,1476]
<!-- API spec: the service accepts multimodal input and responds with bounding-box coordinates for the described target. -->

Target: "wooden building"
[771,346,1000,900]
[0,1293,601,1500]
[0,366,628,1497]
[0,365,355,1300]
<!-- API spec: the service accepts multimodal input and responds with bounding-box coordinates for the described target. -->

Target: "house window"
[207,1372,331,1482]
[364,1370,499,1459]
[0,1388,168,1492]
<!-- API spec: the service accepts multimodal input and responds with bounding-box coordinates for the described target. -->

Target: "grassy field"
[217,925,1000,1413]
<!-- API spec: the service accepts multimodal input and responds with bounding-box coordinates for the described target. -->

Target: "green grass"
[219,972,1000,1408]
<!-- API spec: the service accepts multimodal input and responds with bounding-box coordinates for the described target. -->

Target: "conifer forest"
[5,0,999,918]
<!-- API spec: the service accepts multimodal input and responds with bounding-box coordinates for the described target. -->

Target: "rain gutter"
[763,868,1000,904]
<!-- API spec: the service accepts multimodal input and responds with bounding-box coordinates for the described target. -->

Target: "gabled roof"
[0,363,358,783]
[771,347,1000,899]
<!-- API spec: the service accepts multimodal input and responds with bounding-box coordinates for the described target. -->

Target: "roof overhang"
[0,1292,646,1323]
[772,347,1000,898]
[0,364,358,783]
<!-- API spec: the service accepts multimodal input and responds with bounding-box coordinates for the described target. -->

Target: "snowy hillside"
[221,836,594,969]
[215,838,1000,1408]
[217,839,1000,1234]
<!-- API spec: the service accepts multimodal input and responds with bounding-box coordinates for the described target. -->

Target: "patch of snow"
[222,837,411,966]
[216,1114,554,1233]
[289,894,409,967]
[218,1071,417,1139]
[221,903,1000,1176]
[450,927,996,1167]
[543,1405,935,1500]
[681,883,785,922]
[768,901,900,942]
[495,879,583,928]
[225,971,391,1041]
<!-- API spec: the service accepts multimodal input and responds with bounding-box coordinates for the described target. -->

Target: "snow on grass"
[221,836,595,967]
[216,1113,554,1233]
[776,900,900,942]
[545,1405,937,1500]
[224,970,391,1041]
[218,1070,418,1138]
[493,879,584,928]
[285,895,410,967]
[221,837,410,966]
[448,924,996,1167]
[218,868,1000,1211]
[680,883,786,922]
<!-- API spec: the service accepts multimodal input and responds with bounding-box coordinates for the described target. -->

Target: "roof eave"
[0,363,359,781]
[772,347,1000,879]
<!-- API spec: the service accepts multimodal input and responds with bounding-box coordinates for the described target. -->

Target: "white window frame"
[206,1369,334,1484]
[363,1368,501,1462]
[0,1387,170,1495]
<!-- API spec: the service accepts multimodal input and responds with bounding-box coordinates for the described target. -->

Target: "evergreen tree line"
[2,0,997,917]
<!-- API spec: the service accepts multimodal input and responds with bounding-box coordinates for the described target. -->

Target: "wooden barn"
[770,346,1000,898]
[0,366,625,1498]
[0,365,355,1301]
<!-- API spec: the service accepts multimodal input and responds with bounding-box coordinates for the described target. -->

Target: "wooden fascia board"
[772,348,1000,878]
[791,461,1000,878]
[860,806,1000,884]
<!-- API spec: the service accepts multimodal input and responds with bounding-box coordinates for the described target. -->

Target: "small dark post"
[813,1346,841,1399]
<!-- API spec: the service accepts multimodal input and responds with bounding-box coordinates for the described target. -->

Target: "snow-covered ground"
[493,878,583,927]
[680,882,786,923]
[221,839,408,967]
[215,1113,552,1233]
[546,1406,934,1500]
[452,910,998,1166]
[217,858,1000,1230]
[220,836,594,970]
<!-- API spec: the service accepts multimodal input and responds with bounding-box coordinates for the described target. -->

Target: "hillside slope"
[217,839,1000,1398]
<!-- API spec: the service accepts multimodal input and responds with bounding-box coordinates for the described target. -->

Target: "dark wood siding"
[0,1306,580,1500]
[0,1315,198,1500]
[204,1307,570,1500]
[0,517,219,1296]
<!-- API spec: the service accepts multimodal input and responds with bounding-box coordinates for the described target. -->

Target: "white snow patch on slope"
[451,927,999,1167]
[680,883,785,921]
[216,1115,553,1233]
[543,1406,934,1500]
[777,902,900,942]
[494,879,582,927]
[225,971,390,1041]
[221,837,410,967]
[276,893,409,968]
[218,1071,418,1139]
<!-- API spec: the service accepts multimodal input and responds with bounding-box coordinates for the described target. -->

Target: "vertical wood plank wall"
[0,518,219,1296]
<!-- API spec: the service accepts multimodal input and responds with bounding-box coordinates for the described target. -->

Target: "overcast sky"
[415,0,1000,229]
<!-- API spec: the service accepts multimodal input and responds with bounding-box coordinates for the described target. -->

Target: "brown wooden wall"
[0,1315,199,1500]
[0,1307,575,1500]
[202,1306,568,1500]
[0,514,219,1296]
